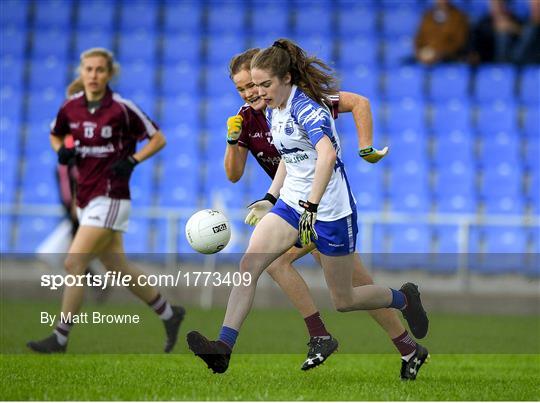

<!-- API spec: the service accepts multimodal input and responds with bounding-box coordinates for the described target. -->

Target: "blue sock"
[218,326,238,349]
[389,288,407,310]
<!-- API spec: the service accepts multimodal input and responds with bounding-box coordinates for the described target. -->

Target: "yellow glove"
[226,115,243,145]
[298,200,318,247]
[245,193,277,226]
[359,146,389,163]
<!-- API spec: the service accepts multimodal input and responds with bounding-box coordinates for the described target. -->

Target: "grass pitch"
[1,300,539,400]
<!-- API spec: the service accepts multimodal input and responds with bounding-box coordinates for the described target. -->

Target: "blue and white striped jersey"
[267,85,354,221]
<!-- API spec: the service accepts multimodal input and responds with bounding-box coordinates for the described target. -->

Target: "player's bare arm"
[308,136,336,205]
[224,141,248,182]
[339,91,389,163]
[50,134,65,152]
[132,131,166,163]
[267,158,286,199]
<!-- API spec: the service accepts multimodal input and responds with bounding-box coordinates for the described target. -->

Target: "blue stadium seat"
[117,31,157,63]
[431,225,460,273]
[1,86,23,123]
[34,0,73,29]
[480,161,522,197]
[1,57,24,90]
[116,61,156,95]
[130,161,154,207]
[294,5,332,36]
[0,147,17,206]
[384,65,425,101]
[382,36,414,66]
[163,2,203,33]
[381,9,420,38]
[14,216,62,253]
[153,217,193,254]
[430,99,473,133]
[387,128,427,155]
[338,36,379,68]
[74,30,114,56]
[0,215,12,253]
[524,136,539,171]
[206,34,248,66]
[0,0,28,27]
[474,65,516,103]
[160,93,201,129]
[470,226,527,274]
[28,56,68,92]
[20,163,58,204]
[339,66,379,100]
[387,158,429,193]
[207,4,248,34]
[123,218,151,254]
[162,34,201,65]
[519,67,539,105]
[433,130,474,165]
[476,101,518,134]
[433,161,477,214]
[522,106,539,137]
[204,66,238,97]
[0,27,27,59]
[32,29,70,59]
[384,98,426,132]
[201,161,248,207]
[158,167,199,208]
[250,4,290,36]
[245,160,273,200]
[26,88,64,124]
[382,223,432,270]
[291,35,333,63]
[388,186,430,213]
[160,62,201,98]
[479,131,521,164]
[119,1,158,32]
[76,1,116,30]
[429,64,470,102]
[483,194,526,215]
[337,8,377,36]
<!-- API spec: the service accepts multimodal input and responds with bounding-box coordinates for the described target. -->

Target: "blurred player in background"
[27,48,184,354]
[187,39,429,377]
[220,48,430,379]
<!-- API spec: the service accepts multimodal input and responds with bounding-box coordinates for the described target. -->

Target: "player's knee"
[63,255,85,275]
[332,296,355,312]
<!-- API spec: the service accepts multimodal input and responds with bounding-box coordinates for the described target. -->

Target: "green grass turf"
[1,300,539,400]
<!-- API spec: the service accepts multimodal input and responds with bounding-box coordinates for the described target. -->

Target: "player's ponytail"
[251,38,338,106]
[66,77,84,97]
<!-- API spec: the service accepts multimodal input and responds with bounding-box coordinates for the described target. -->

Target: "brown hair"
[66,47,120,97]
[228,48,260,78]
[250,38,338,105]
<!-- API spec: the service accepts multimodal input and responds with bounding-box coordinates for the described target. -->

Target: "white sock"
[402,349,416,362]
[54,330,68,346]
[160,303,173,320]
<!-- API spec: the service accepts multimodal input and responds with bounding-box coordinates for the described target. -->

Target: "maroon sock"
[392,330,417,356]
[304,312,330,337]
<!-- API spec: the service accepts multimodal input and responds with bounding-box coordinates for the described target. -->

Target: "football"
[185,209,231,254]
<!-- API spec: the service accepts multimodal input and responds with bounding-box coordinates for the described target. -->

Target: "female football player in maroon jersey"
[216,48,428,377]
[27,48,184,354]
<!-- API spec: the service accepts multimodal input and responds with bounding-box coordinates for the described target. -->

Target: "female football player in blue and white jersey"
[187,39,429,377]
[222,49,429,377]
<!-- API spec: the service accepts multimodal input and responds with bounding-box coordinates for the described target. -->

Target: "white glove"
[245,193,277,226]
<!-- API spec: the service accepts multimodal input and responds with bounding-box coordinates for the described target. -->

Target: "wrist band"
[359,146,375,157]
[227,138,239,145]
[263,193,277,205]
[299,199,318,212]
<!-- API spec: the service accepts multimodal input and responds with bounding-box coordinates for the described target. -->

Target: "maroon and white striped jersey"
[51,87,159,208]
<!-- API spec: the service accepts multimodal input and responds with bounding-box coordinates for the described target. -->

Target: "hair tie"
[272,41,287,51]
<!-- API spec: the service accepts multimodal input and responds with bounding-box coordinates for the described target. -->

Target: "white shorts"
[77,196,131,232]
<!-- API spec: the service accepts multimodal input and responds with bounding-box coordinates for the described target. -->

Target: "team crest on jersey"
[284,119,294,136]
